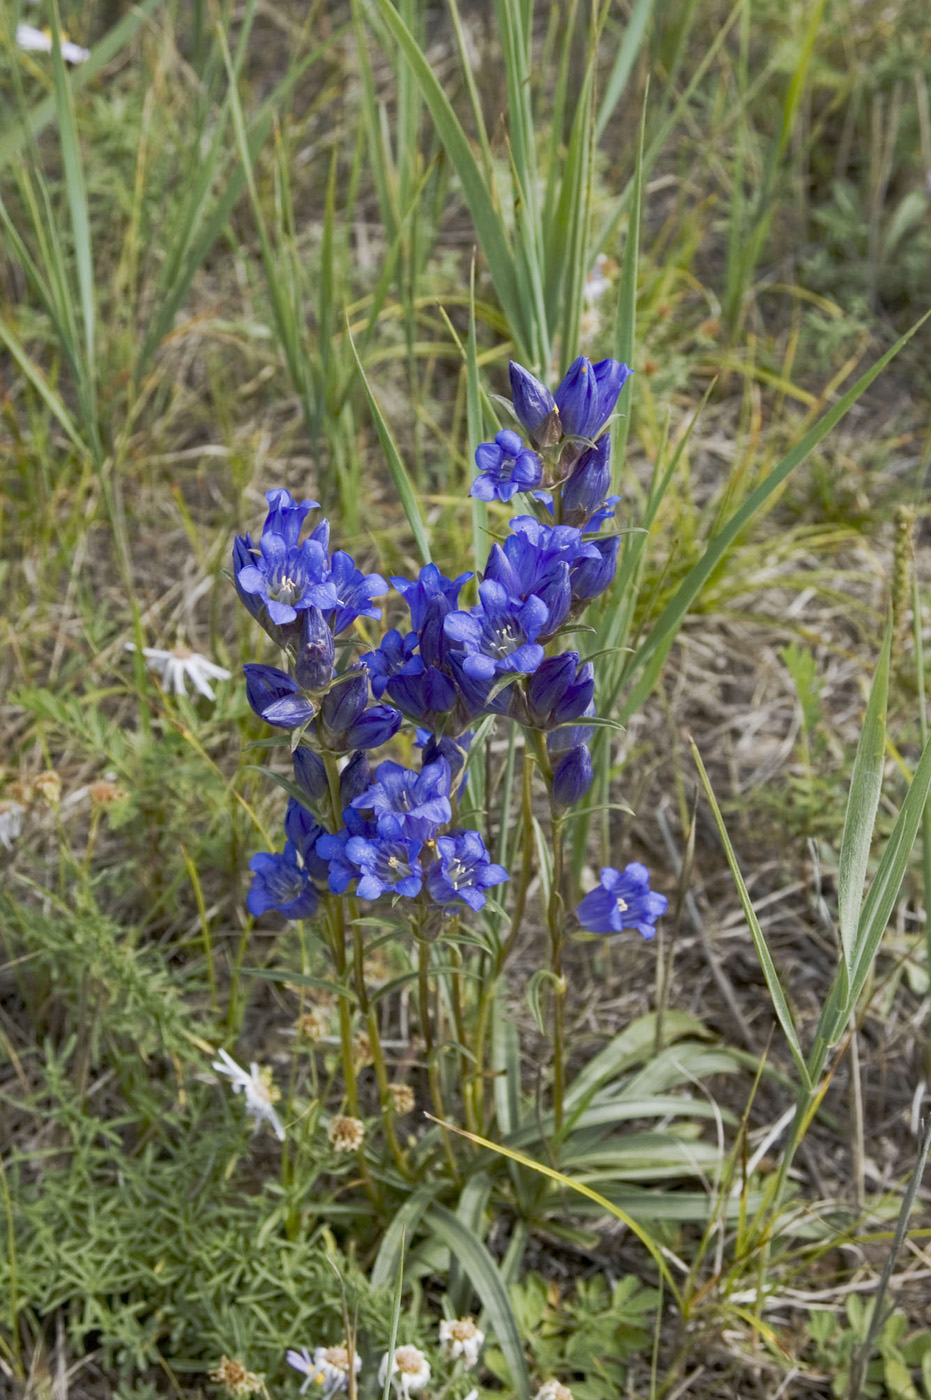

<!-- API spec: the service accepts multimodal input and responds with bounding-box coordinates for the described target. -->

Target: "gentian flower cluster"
[233,350,664,941]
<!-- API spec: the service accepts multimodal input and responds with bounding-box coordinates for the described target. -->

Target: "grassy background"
[1,0,931,1396]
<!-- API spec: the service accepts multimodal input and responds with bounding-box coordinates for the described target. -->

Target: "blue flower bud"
[346,704,403,751]
[340,751,372,806]
[295,606,335,692]
[555,358,630,439]
[526,652,595,728]
[244,663,315,729]
[262,488,318,546]
[321,671,368,737]
[569,535,620,603]
[551,744,594,807]
[561,434,612,528]
[293,746,328,803]
[509,361,561,447]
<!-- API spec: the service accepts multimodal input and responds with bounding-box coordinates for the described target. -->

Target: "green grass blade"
[370,1185,440,1288]
[691,740,812,1090]
[0,317,86,454]
[369,0,526,357]
[48,2,95,391]
[346,322,432,564]
[612,90,646,491]
[612,311,931,725]
[594,0,656,142]
[837,618,892,978]
[424,1205,531,1399]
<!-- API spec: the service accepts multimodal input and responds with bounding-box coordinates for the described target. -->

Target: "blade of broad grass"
[369,0,527,359]
[467,258,488,579]
[381,1232,406,1400]
[0,319,86,453]
[445,0,496,187]
[552,47,595,374]
[424,1205,530,1400]
[371,1185,440,1289]
[612,92,647,478]
[427,1117,682,1306]
[0,0,163,172]
[47,1,96,428]
[345,321,432,564]
[612,312,931,726]
[594,0,656,142]
[837,618,892,981]
[691,740,812,1090]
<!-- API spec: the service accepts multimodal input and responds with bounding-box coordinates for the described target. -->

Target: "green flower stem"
[347,897,411,1178]
[470,745,536,1132]
[549,807,567,1136]
[416,920,459,1181]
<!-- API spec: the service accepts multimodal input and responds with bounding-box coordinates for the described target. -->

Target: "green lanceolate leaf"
[837,618,892,979]
[346,321,432,564]
[691,740,812,1090]
[424,1205,530,1399]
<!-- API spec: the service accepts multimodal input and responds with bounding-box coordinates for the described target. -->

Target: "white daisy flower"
[439,1317,484,1369]
[212,1048,285,1141]
[286,1343,361,1396]
[125,643,231,700]
[378,1345,431,1396]
[0,801,26,850]
[16,23,89,64]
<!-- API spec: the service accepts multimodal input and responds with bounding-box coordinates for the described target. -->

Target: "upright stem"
[416,922,459,1181]
[348,898,411,1177]
[549,809,567,1135]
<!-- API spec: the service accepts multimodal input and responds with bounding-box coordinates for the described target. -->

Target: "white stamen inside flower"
[616,896,628,912]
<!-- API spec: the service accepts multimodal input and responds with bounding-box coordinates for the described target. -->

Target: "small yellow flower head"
[208,1355,264,1397]
[32,770,61,807]
[295,1008,329,1043]
[389,1082,415,1115]
[353,1030,373,1068]
[327,1115,365,1152]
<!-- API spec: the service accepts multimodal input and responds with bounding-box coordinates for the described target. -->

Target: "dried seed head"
[89,779,128,806]
[208,1355,265,1397]
[327,1115,365,1152]
[389,1083,415,1114]
[32,770,61,807]
[295,1009,329,1043]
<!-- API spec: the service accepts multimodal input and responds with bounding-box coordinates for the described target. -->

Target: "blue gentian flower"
[421,731,472,783]
[523,652,595,730]
[569,534,620,604]
[339,751,373,807]
[315,809,376,893]
[508,361,560,446]
[247,843,319,919]
[261,487,318,545]
[327,551,388,634]
[561,434,612,527]
[485,515,599,601]
[244,663,315,729]
[546,697,595,754]
[471,430,543,503]
[351,759,452,842]
[293,745,328,805]
[236,533,337,627]
[295,606,335,692]
[444,579,548,681]
[315,671,403,753]
[232,534,272,629]
[575,863,668,938]
[284,797,330,884]
[391,563,472,629]
[425,830,509,911]
[343,832,424,900]
[551,744,594,807]
[555,357,631,440]
[360,629,421,698]
[386,663,457,729]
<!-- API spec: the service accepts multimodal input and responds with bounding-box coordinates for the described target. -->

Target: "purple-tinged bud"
[551,744,594,807]
[321,671,368,737]
[569,535,620,603]
[295,606,335,692]
[555,358,630,440]
[547,697,595,754]
[340,751,372,806]
[422,731,472,782]
[532,561,572,638]
[562,434,612,528]
[293,746,328,803]
[509,361,561,448]
[594,358,632,425]
[244,663,315,729]
[262,488,318,546]
[527,652,581,724]
[346,705,403,751]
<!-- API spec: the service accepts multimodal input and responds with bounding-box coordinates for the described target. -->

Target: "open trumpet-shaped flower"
[575,863,668,938]
[247,841,319,921]
[425,830,509,911]
[444,579,547,681]
[236,533,336,627]
[471,429,543,502]
[351,759,452,842]
[340,832,424,900]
